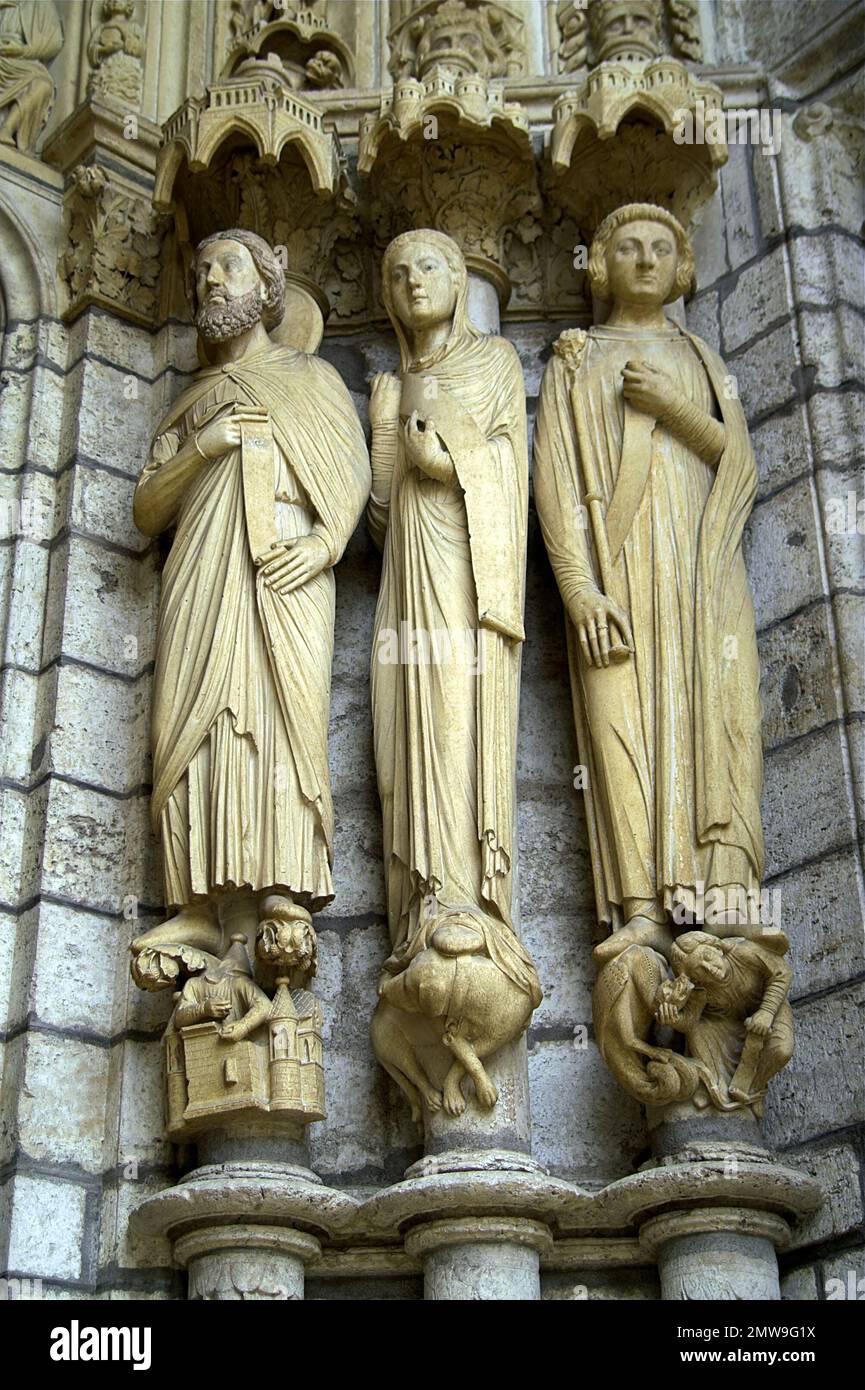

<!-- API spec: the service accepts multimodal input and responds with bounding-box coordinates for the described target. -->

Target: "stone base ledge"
[131,1151,823,1282]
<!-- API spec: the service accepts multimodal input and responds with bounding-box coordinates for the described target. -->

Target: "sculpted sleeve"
[533,352,597,610]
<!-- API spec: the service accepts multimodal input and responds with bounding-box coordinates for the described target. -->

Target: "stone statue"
[174,933,272,1041]
[533,202,792,1114]
[87,0,145,106]
[130,229,370,994]
[367,229,541,1122]
[0,0,62,153]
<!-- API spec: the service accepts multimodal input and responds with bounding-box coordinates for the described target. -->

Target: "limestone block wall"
[0,0,862,1300]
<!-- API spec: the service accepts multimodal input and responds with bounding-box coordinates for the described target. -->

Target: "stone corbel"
[358,69,542,317]
[155,64,366,324]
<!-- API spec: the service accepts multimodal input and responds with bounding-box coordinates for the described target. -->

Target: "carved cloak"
[138,344,370,908]
[534,324,763,926]
[370,302,528,949]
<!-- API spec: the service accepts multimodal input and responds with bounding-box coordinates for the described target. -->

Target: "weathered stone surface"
[821,1250,865,1299]
[762,722,857,879]
[29,900,129,1037]
[746,478,824,632]
[70,464,148,555]
[517,674,579,790]
[809,390,865,473]
[329,674,375,798]
[4,1174,88,1281]
[543,1269,659,1299]
[719,145,759,272]
[763,982,865,1148]
[518,793,595,919]
[521,913,593,1033]
[775,849,865,999]
[788,1141,864,1250]
[722,247,792,353]
[751,402,810,500]
[685,290,721,352]
[781,1265,819,1299]
[43,534,159,677]
[833,592,865,714]
[789,232,865,311]
[40,779,148,917]
[757,600,841,749]
[799,306,865,391]
[0,781,48,909]
[50,663,151,796]
[16,1032,111,1173]
[730,318,800,421]
[528,1039,646,1184]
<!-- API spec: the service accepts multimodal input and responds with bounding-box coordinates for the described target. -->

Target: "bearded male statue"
[130,229,370,988]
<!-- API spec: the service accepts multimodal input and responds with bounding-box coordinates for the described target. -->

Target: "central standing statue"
[368,230,541,1122]
[130,228,370,987]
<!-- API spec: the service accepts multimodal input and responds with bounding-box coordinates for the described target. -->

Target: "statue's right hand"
[368,372,402,430]
[568,588,634,668]
[207,999,232,1020]
[195,416,242,461]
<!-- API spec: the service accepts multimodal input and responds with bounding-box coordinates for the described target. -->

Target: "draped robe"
[369,327,528,956]
[137,344,370,913]
[0,2,62,149]
[534,324,763,927]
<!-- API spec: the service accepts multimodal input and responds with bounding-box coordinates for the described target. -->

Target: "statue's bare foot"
[443,1075,466,1116]
[474,1072,498,1110]
[593,916,673,966]
[423,1086,443,1113]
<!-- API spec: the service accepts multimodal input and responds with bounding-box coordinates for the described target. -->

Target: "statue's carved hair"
[189,228,286,329]
[587,203,695,303]
[670,930,735,974]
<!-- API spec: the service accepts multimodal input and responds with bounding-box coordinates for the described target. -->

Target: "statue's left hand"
[257,534,329,594]
[621,359,679,419]
[218,1020,243,1042]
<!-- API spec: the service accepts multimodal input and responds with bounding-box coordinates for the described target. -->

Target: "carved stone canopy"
[359,68,538,309]
[155,61,365,323]
[388,0,525,81]
[224,4,355,91]
[549,57,728,235]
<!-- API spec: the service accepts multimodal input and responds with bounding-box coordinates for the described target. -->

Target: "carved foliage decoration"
[59,164,165,325]
[366,123,542,309]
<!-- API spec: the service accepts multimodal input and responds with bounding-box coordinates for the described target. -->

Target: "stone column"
[176,1225,320,1301]
[406,1218,551,1301]
[631,1107,818,1301]
[641,1210,786,1302]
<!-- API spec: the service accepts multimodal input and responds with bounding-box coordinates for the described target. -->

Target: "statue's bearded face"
[604,219,678,308]
[195,239,265,342]
[387,243,458,332]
